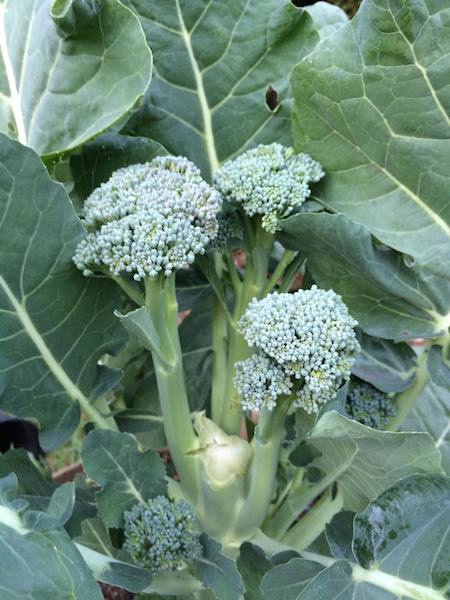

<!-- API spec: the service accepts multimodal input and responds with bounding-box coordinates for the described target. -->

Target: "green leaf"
[0,0,152,157]
[291,0,450,280]
[0,473,103,599]
[260,559,324,600]
[0,448,95,536]
[194,534,245,600]
[116,307,163,355]
[354,474,450,590]
[305,2,348,40]
[325,511,355,561]
[123,0,324,179]
[281,212,449,340]
[0,134,125,450]
[403,361,450,473]
[297,411,442,512]
[262,475,450,599]
[71,133,167,200]
[353,331,417,393]
[237,542,274,600]
[75,518,153,593]
[81,429,167,527]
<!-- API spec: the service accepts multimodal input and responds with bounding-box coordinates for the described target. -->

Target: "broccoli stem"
[219,224,274,434]
[231,401,288,539]
[262,249,297,296]
[263,469,338,540]
[211,294,229,423]
[280,487,343,550]
[387,342,430,430]
[144,275,200,502]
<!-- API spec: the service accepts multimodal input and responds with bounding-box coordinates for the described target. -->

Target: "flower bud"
[193,413,252,488]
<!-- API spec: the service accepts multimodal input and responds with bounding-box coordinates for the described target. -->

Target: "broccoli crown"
[238,286,360,413]
[346,379,396,429]
[234,354,293,411]
[123,496,202,573]
[214,143,324,233]
[73,156,222,280]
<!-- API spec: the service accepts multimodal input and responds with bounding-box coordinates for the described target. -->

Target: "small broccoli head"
[214,143,324,233]
[346,379,396,429]
[123,496,202,573]
[237,286,360,413]
[234,354,293,411]
[210,210,243,253]
[73,156,222,280]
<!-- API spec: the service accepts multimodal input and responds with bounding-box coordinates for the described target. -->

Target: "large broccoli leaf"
[0,473,103,599]
[260,474,450,600]
[0,134,125,450]
[291,0,450,281]
[121,0,347,179]
[281,212,449,341]
[0,0,151,157]
[289,411,442,513]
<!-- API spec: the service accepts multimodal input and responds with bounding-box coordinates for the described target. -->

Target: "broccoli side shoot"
[235,286,360,413]
[214,143,324,233]
[123,496,202,573]
[73,156,222,280]
[346,379,396,429]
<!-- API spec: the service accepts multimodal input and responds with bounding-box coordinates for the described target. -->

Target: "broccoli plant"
[0,1,449,599]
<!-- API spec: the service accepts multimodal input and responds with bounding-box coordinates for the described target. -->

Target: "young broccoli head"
[73,156,222,280]
[214,143,324,233]
[123,496,202,573]
[237,286,360,413]
[234,354,293,411]
[346,379,396,429]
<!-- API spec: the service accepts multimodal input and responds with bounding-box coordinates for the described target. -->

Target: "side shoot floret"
[123,496,202,573]
[346,378,397,429]
[214,143,324,233]
[236,286,360,414]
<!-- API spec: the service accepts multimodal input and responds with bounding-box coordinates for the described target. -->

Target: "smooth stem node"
[278,254,305,293]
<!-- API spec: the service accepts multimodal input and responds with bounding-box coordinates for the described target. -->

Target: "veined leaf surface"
[0,134,125,450]
[0,0,152,157]
[291,0,450,279]
[123,0,346,178]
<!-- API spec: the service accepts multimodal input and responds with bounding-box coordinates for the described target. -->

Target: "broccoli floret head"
[238,286,360,413]
[73,156,222,280]
[214,143,324,233]
[123,496,202,573]
[234,354,293,411]
[346,379,396,429]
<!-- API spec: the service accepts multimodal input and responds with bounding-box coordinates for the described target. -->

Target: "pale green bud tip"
[73,156,222,280]
[346,379,396,429]
[214,143,324,233]
[238,286,360,414]
[193,413,252,487]
[123,496,202,573]
[234,354,292,411]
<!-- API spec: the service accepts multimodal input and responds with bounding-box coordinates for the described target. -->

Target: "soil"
[100,582,135,600]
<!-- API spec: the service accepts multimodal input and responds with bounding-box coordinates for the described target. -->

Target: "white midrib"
[0,4,27,144]
[302,552,446,600]
[0,274,109,428]
[174,0,219,175]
